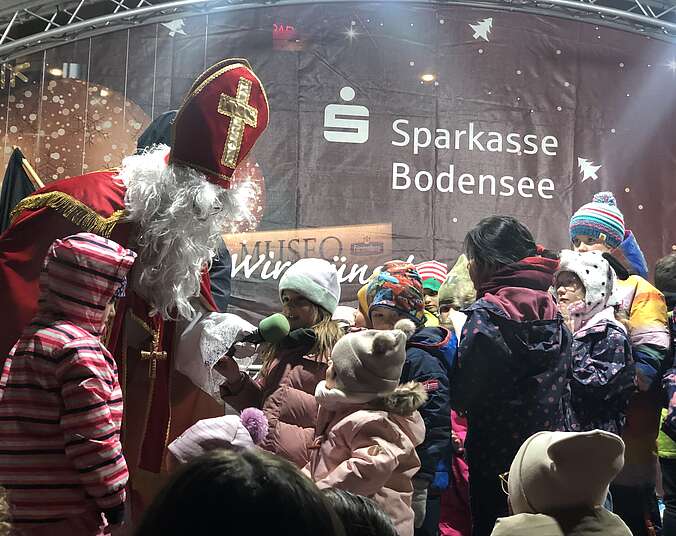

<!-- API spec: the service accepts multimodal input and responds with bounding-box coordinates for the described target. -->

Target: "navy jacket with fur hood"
[401,326,454,482]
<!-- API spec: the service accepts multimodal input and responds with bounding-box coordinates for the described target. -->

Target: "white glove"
[175,311,256,399]
[199,313,257,368]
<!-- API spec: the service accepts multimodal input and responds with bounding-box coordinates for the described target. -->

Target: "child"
[366,261,453,535]
[304,320,427,536]
[436,255,476,536]
[166,407,268,470]
[450,216,570,536]
[656,253,676,535]
[0,233,136,535]
[570,192,669,535]
[491,430,631,535]
[137,449,346,536]
[437,254,475,337]
[333,305,359,331]
[416,260,449,326]
[323,489,399,536]
[570,192,648,278]
[555,250,635,435]
[570,192,668,389]
[217,258,343,468]
[439,411,471,536]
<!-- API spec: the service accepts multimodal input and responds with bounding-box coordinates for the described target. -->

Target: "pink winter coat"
[220,342,327,468]
[304,382,427,536]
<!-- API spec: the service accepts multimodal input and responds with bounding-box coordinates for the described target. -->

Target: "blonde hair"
[260,305,343,374]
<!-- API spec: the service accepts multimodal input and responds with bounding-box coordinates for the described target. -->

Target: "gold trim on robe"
[10,191,126,237]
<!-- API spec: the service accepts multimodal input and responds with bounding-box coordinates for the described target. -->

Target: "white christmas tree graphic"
[161,19,186,37]
[470,18,493,41]
[577,157,602,182]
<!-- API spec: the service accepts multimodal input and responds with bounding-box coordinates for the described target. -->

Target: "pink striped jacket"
[0,233,135,528]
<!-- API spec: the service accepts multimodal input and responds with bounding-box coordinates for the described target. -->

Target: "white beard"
[117,145,254,320]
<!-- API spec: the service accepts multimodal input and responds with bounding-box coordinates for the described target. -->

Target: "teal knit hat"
[570,192,626,249]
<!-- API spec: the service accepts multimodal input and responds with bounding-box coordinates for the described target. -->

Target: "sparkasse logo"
[323,87,369,144]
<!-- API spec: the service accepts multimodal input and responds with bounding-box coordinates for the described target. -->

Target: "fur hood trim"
[370,382,427,415]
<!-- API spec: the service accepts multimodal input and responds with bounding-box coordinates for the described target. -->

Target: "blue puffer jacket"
[401,326,454,483]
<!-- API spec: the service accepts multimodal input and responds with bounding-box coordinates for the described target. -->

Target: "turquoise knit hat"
[569,192,625,249]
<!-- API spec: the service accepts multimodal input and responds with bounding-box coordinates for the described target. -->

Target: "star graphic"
[344,27,359,41]
[577,157,602,182]
[469,18,493,42]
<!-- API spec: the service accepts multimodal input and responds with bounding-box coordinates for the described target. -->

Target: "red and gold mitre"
[170,58,269,189]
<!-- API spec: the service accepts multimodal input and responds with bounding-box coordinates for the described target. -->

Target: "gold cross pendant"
[140,329,167,380]
[217,76,258,169]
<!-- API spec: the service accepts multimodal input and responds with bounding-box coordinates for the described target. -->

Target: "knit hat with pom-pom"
[570,192,626,249]
[240,407,269,445]
[167,408,268,464]
[330,319,415,399]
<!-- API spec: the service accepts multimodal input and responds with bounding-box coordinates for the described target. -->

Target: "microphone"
[278,328,317,350]
[241,313,291,345]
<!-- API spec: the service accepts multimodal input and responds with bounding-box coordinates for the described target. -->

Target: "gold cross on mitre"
[217,76,258,169]
[0,62,30,90]
[140,328,167,380]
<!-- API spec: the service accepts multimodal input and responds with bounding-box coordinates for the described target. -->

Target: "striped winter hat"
[570,192,625,249]
[416,260,449,292]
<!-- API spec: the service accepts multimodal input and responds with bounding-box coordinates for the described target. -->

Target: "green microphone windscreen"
[258,313,291,344]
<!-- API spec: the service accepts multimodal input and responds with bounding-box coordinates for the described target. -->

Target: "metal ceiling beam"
[0,10,18,45]
[0,0,673,63]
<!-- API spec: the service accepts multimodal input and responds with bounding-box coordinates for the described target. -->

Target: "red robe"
[0,169,222,510]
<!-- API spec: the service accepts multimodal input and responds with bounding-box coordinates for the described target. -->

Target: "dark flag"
[0,148,43,233]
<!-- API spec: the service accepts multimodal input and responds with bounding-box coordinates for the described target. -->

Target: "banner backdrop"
[1,3,674,318]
